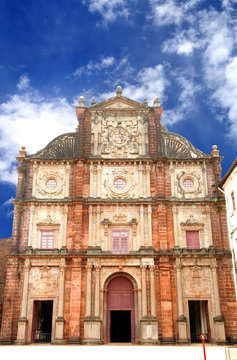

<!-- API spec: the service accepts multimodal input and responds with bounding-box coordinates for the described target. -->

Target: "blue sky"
[0,0,237,238]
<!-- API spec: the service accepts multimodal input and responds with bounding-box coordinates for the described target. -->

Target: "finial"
[78,96,85,107]
[143,98,148,106]
[19,146,27,158]
[91,98,96,106]
[116,86,122,96]
[153,96,160,107]
[212,145,219,157]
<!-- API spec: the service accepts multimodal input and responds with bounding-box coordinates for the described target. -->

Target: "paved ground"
[0,345,236,360]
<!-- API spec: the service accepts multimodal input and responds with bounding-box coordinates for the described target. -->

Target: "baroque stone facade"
[0,87,237,345]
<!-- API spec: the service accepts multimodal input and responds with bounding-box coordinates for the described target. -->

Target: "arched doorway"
[107,276,135,343]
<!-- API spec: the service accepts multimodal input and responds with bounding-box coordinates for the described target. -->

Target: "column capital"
[24,259,31,271]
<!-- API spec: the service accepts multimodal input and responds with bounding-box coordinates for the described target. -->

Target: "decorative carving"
[185,277,208,296]
[180,215,203,227]
[110,127,130,146]
[161,131,209,159]
[112,213,128,222]
[177,171,202,197]
[104,167,137,198]
[30,267,58,295]
[30,132,79,159]
[37,170,64,197]
[100,115,139,158]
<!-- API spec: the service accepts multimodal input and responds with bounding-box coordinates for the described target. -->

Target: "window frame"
[186,230,200,249]
[40,230,54,249]
[112,230,129,254]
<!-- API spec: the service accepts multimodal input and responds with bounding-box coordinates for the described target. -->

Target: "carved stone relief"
[177,171,202,197]
[29,266,59,296]
[182,267,211,297]
[171,163,206,199]
[101,115,139,157]
[37,170,64,197]
[103,167,137,198]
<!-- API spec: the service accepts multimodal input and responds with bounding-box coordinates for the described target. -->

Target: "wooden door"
[107,276,135,342]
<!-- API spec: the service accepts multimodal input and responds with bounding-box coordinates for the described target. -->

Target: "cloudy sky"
[0,0,237,237]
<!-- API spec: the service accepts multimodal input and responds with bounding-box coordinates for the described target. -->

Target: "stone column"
[97,164,101,198]
[85,265,92,317]
[140,263,159,344]
[83,264,103,344]
[96,205,101,247]
[93,165,97,198]
[175,261,188,343]
[94,265,100,318]
[148,205,152,247]
[54,258,66,344]
[140,205,145,247]
[89,205,93,247]
[28,205,35,247]
[211,262,226,342]
[139,163,143,198]
[92,207,96,247]
[16,259,31,344]
[146,164,150,197]
[90,164,94,198]
[149,265,156,317]
[62,205,68,248]
[141,265,147,317]
[172,206,179,247]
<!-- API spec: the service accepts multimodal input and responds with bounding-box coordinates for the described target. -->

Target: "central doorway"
[31,300,53,343]
[110,310,131,342]
[189,300,210,343]
[107,276,135,343]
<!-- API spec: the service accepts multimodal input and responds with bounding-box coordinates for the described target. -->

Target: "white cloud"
[162,30,201,55]
[148,0,202,26]
[84,0,130,23]
[17,74,30,91]
[151,1,237,143]
[73,56,115,77]
[0,77,76,185]
[198,9,237,141]
[100,64,168,105]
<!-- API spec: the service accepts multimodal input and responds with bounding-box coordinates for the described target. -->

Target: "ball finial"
[116,86,122,96]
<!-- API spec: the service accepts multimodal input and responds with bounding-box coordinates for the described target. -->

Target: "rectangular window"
[112,230,129,254]
[41,231,54,249]
[186,230,200,249]
[231,191,236,212]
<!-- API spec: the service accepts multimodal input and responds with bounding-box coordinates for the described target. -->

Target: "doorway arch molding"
[103,270,140,291]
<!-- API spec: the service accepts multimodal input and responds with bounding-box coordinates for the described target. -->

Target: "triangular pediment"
[90,95,147,110]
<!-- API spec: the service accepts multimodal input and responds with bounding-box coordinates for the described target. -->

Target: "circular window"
[46,179,57,189]
[114,178,127,190]
[183,178,194,189]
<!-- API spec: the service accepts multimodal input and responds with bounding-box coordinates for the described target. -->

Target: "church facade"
[0,87,237,345]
